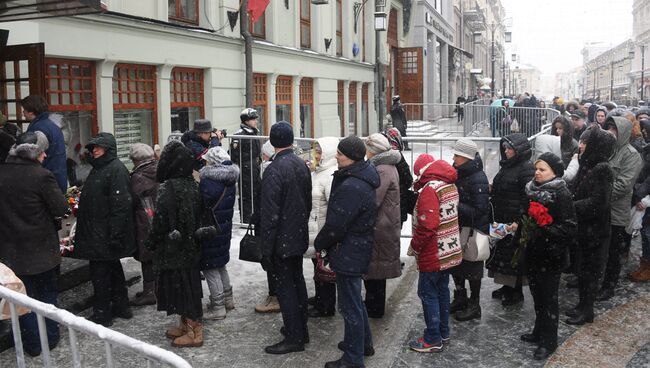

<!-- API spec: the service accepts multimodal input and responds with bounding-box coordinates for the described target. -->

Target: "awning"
[0,0,105,22]
[449,44,473,58]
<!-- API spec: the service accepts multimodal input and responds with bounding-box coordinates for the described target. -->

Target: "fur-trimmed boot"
[629,257,650,282]
[171,319,203,348]
[204,294,227,320]
[224,287,235,311]
[165,317,188,339]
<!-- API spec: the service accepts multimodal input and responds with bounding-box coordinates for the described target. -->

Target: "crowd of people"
[2,93,650,367]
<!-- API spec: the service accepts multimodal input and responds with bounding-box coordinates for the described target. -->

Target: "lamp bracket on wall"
[353,0,369,34]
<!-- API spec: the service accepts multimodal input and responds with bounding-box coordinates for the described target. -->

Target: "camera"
[214,128,227,138]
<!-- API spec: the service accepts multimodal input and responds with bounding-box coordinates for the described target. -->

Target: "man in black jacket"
[230,108,261,223]
[261,121,312,354]
[182,119,223,171]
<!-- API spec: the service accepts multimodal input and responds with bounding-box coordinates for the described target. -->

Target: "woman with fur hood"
[199,147,240,320]
[306,137,340,317]
[363,133,402,318]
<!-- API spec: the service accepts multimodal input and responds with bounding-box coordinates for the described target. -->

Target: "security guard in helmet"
[230,108,261,223]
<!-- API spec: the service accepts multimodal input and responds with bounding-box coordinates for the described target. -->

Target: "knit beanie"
[337,136,366,161]
[452,137,478,160]
[204,146,231,165]
[128,143,155,163]
[269,121,294,148]
[261,140,275,158]
[364,133,391,154]
[535,152,564,177]
[10,131,49,161]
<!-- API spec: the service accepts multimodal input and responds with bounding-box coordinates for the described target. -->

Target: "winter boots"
[255,295,281,313]
[205,293,227,320]
[130,282,156,306]
[455,298,481,321]
[628,257,650,282]
[224,287,235,311]
[171,319,203,348]
[165,317,188,339]
[449,289,468,314]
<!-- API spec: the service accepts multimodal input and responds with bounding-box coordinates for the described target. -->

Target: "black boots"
[455,298,481,321]
[450,289,468,314]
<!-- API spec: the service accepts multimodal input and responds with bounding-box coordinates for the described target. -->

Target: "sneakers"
[255,295,281,313]
[408,337,443,353]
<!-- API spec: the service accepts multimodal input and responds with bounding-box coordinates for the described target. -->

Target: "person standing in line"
[449,138,490,322]
[181,119,223,172]
[21,95,67,193]
[629,119,650,282]
[520,153,576,360]
[382,128,415,228]
[363,133,402,319]
[254,140,281,314]
[73,133,136,327]
[230,108,261,223]
[260,121,312,354]
[128,143,159,306]
[315,136,379,368]
[199,146,239,320]
[306,137,340,318]
[0,132,68,356]
[597,117,642,301]
[550,116,578,169]
[407,154,462,353]
[147,141,205,348]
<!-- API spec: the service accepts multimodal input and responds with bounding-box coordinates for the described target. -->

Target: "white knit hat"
[452,138,478,160]
[204,146,230,165]
[364,133,391,154]
[261,140,275,158]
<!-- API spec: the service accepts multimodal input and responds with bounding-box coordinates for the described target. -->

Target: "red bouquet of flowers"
[511,201,554,267]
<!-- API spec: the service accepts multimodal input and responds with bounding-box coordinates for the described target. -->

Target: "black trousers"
[89,260,129,319]
[577,243,609,317]
[273,256,308,344]
[528,271,560,350]
[602,225,627,290]
[311,259,336,314]
[363,279,387,318]
[141,260,154,284]
[267,270,276,296]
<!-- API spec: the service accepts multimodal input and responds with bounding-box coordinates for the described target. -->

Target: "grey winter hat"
[452,137,478,160]
[364,133,391,154]
[193,119,213,133]
[204,146,230,165]
[128,143,155,163]
[10,131,49,161]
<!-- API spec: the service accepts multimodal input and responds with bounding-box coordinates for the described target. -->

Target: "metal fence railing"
[0,284,191,368]
[401,103,465,136]
[465,103,560,138]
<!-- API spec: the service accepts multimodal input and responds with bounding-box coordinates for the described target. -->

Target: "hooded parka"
[74,133,136,261]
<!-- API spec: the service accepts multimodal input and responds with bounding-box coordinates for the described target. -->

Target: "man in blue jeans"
[408,154,462,352]
[315,136,379,368]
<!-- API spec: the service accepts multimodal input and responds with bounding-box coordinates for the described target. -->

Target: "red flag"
[248,0,270,23]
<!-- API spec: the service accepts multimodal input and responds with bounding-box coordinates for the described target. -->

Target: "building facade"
[583,39,634,103]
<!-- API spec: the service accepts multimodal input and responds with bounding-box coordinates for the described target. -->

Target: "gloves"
[194,226,218,242]
[261,256,274,273]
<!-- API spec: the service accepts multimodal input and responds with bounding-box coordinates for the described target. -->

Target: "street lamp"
[631,43,646,102]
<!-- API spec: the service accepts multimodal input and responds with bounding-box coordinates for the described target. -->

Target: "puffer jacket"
[410,156,462,273]
[455,153,490,233]
[365,149,402,280]
[198,161,239,269]
[26,112,67,193]
[314,160,380,277]
[486,133,535,276]
[524,177,577,273]
[306,137,339,257]
[73,133,136,261]
[607,116,643,226]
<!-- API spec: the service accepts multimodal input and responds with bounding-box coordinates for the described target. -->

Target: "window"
[362,83,369,136]
[349,82,357,135]
[249,11,266,39]
[300,0,311,48]
[336,0,343,56]
[402,51,418,74]
[46,58,97,183]
[112,63,157,167]
[299,78,313,138]
[338,80,345,136]
[276,76,292,124]
[253,73,268,134]
[168,0,198,25]
[170,67,204,134]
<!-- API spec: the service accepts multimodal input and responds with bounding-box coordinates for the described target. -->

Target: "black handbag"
[239,223,262,263]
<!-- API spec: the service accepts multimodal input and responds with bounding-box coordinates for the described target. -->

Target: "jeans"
[602,225,627,290]
[337,274,373,366]
[18,268,59,353]
[273,257,308,344]
[528,271,561,350]
[417,271,450,344]
[204,267,231,300]
[641,225,650,261]
[89,260,129,319]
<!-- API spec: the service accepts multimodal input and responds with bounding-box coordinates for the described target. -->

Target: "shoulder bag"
[239,222,263,263]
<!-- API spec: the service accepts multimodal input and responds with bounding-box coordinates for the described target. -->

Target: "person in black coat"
[73,132,136,326]
[315,136,379,368]
[550,116,579,168]
[486,133,535,306]
[0,132,68,356]
[566,127,616,325]
[449,139,490,322]
[629,119,650,281]
[0,129,15,163]
[181,119,222,172]
[390,96,409,150]
[260,121,312,354]
[230,108,261,223]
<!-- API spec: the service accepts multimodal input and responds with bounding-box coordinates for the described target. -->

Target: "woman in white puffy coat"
[306,136,339,317]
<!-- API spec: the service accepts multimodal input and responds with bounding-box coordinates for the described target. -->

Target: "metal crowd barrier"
[0,284,191,368]
[465,103,560,138]
[401,103,465,135]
